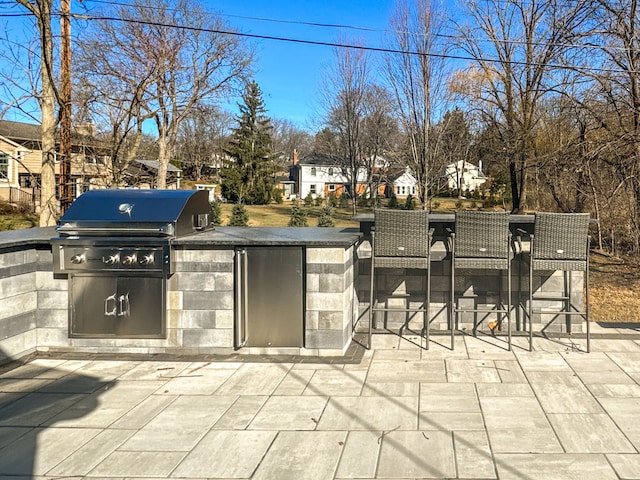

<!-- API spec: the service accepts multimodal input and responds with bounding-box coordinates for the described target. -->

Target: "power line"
[74,14,637,75]
[76,0,624,54]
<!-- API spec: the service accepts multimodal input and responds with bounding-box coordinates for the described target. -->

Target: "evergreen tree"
[317,202,335,227]
[288,199,308,227]
[211,200,222,226]
[220,81,275,204]
[404,195,416,210]
[228,203,249,226]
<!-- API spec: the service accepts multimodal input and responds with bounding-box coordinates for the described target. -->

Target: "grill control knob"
[103,253,120,265]
[139,253,155,265]
[70,254,85,264]
[122,253,137,265]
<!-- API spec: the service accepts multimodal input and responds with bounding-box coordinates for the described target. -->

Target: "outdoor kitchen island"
[0,225,363,364]
[171,227,362,356]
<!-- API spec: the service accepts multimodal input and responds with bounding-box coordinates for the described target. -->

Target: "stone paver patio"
[2,324,640,479]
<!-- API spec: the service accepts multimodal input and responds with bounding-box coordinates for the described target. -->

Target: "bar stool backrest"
[454,211,510,259]
[373,209,430,258]
[533,213,590,261]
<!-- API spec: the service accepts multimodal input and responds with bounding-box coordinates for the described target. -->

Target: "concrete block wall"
[357,243,586,334]
[519,270,586,333]
[358,256,451,332]
[169,247,235,352]
[0,246,38,362]
[306,245,355,354]
[37,248,70,348]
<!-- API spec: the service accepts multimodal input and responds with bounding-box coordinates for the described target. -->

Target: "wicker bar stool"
[450,211,512,350]
[518,212,591,352]
[368,209,433,349]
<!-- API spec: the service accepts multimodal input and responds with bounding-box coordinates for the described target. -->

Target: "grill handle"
[234,248,248,348]
[105,294,117,316]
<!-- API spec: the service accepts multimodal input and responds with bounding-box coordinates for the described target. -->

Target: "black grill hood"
[56,189,213,238]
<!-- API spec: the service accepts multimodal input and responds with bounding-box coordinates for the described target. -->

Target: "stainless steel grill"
[51,189,213,338]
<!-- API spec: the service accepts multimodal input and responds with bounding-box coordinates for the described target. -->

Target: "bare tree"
[270,118,313,169]
[438,108,474,198]
[74,37,158,187]
[384,0,449,210]
[568,0,640,253]
[176,105,232,181]
[15,0,58,226]
[79,0,252,189]
[321,40,370,214]
[360,84,400,203]
[454,0,592,213]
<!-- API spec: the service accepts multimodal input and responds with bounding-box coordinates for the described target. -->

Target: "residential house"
[0,134,29,200]
[0,119,110,205]
[444,160,487,193]
[125,160,181,190]
[385,167,418,198]
[289,152,370,200]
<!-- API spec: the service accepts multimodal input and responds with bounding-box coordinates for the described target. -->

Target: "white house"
[385,167,418,198]
[444,160,487,193]
[291,153,368,199]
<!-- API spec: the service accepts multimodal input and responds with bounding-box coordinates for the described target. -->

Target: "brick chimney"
[293,149,298,165]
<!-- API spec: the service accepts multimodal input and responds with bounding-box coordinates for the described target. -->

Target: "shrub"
[288,199,308,226]
[455,199,464,209]
[326,192,338,207]
[228,203,249,226]
[304,193,314,206]
[210,200,222,226]
[273,188,283,204]
[317,203,335,227]
[388,194,399,209]
[339,194,350,208]
[404,195,416,210]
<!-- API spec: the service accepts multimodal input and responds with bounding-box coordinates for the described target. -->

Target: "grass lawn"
[218,197,484,227]
[0,214,39,231]
[219,202,361,227]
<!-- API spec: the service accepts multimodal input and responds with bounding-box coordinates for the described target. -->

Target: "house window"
[311,167,317,176]
[328,184,335,191]
[310,184,317,195]
[328,167,334,176]
[0,153,8,181]
[411,186,416,195]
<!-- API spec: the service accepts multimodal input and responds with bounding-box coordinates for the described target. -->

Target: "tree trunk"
[37,2,58,227]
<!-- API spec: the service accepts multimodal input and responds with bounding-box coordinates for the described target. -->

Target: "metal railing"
[7,187,38,212]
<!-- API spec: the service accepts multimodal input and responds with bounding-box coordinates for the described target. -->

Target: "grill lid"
[56,189,213,237]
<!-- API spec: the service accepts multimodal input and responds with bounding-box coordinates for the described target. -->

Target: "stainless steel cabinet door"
[70,274,165,337]
[236,247,304,348]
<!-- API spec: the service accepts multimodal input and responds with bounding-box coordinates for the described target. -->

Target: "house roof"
[0,119,107,149]
[0,120,41,142]
[130,159,182,173]
[386,168,410,182]
[298,153,344,166]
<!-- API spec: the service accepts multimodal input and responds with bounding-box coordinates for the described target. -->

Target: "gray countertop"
[0,227,57,249]
[352,213,535,223]
[173,227,362,247]
[0,227,362,251]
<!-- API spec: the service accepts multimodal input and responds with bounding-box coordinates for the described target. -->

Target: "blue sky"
[0,0,397,129]
[205,0,395,129]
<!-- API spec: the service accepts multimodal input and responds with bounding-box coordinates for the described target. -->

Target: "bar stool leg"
[368,234,375,350]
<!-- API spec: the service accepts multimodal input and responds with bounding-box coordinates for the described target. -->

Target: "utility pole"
[60,0,72,213]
